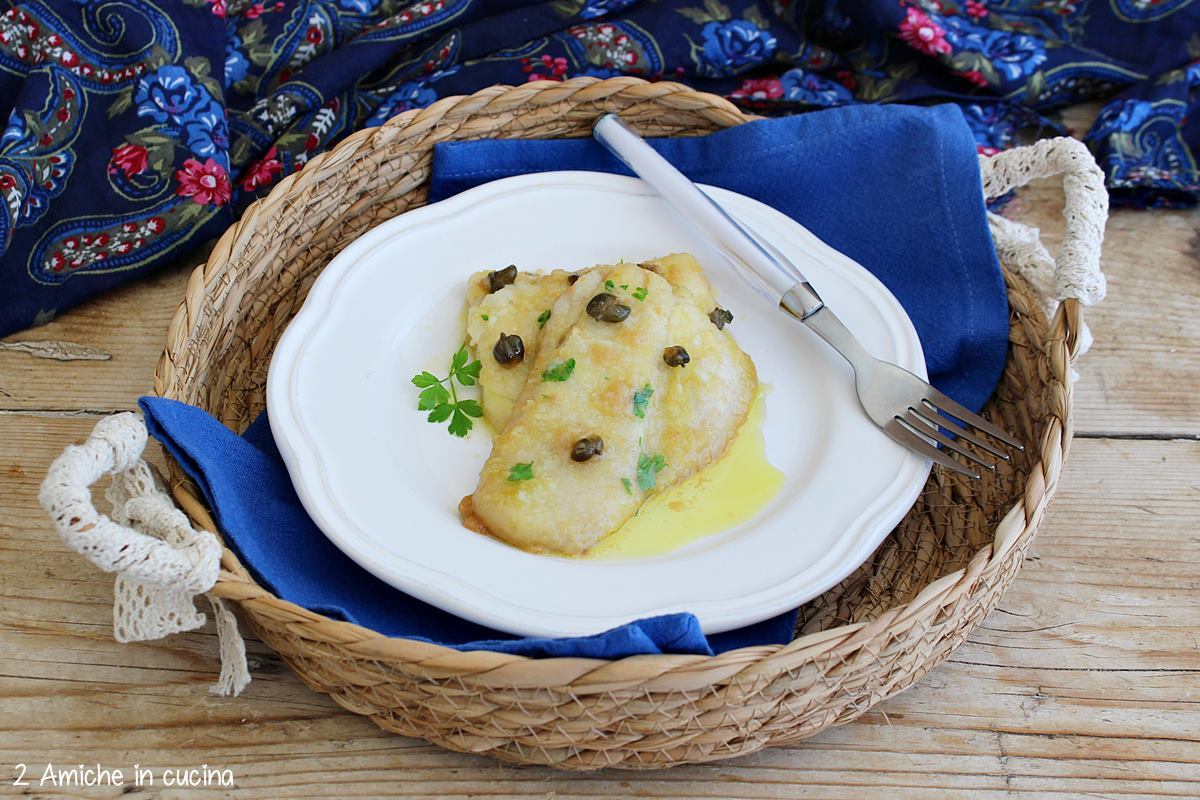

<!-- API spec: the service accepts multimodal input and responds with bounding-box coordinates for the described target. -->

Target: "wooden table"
[2,173,1197,799]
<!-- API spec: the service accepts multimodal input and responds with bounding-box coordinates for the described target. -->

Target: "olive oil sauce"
[587,389,783,559]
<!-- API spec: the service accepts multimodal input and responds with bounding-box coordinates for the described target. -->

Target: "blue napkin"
[140,103,1007,658]
[431,104,1008,411]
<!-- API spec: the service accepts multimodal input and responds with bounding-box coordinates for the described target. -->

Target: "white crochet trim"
[38,413,250,696]
[36,137,1108,698]
[979,136,1109,310]
[980,136,1108,373]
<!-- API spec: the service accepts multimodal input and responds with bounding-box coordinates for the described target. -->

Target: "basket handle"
[978,137,1109,360]
[39,413,220,588]
[38,413,249,695]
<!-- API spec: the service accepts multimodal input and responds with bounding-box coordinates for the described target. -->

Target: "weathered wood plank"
[1002,188,1200,437]
[2,414,1196,798]
[0,257,196,413]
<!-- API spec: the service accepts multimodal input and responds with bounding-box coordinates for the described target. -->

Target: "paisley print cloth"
[0,0,1196,335]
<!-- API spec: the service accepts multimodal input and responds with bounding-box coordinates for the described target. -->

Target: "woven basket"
[146,78,1101,769]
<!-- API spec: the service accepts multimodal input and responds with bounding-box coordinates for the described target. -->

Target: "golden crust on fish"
[463,254,757,556]
[467,264,671,554]
[660,292,756,478]
[641,253,717,311]
[465,269,576,430]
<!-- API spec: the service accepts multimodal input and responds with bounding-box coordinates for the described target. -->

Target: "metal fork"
[592,113,1022,479]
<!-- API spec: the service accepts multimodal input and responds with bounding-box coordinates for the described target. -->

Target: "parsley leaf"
[541,357,576,382]
[456,358,481,386]
[450,346,482,386]
[619,283,629,290]
[537,308,551,328]
[508,462,534,481]
[427,403,454,423]
[417,383,450,411]
[448,408,473,437]
[604,279,615,290]
[632,383,653,418]
[411,371,441,388]
[411,346,483,437]
[632,286,648,301]
[481,313,489,321]
[621,478,633,495]
[636,453,667,492]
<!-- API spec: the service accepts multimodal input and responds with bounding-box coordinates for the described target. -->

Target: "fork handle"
[593,114,825,318]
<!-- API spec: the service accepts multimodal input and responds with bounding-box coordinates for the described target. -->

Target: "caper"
[709,306,733,330]
[487,264,518,293]
[586,293,631,323]
[567,273,580,285]
[663,345,690,368]
[571,435,605,462]
[493,332,524,366]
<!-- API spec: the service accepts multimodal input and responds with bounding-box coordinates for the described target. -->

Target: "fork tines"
[890,389,1023,480]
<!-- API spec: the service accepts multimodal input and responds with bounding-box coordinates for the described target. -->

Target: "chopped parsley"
[636,453,667,492]
[619,284,629,290]
[508,462,534,482]
[632,286,648,302]
[541,357,576,382]
[632,383,654,419]
[621,478,633,495]
[411,346,483,438]
[604,279,615,290]
[480,313,489,321]
[537,308,551,328]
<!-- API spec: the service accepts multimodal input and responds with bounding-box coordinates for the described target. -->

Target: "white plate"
[267,172,930,638]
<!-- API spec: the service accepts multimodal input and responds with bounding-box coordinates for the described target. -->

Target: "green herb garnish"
[411,346,483,438]
[508,462,534,482]
[451,346,482,384]
[636,453,667,492]
[541,357,576,382]
[480,313,489,321]
[632,286,648,302]
[537,308,551,328]
[619,284,629,290]
[604,279,615,290]
[632,383,654,418]
[621,478,633,495]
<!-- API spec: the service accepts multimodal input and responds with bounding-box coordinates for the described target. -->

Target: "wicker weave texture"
[152,77,1079,770]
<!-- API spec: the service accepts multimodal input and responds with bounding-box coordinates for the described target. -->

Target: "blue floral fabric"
[1,0,1197,336]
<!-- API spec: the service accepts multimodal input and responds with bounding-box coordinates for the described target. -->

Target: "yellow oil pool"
[586,389,784,560]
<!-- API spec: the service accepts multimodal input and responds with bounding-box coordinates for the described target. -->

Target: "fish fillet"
[464,268,578,430]
[461,254,757,556]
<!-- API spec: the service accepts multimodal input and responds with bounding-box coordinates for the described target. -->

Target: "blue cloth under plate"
[139,103,1007,658]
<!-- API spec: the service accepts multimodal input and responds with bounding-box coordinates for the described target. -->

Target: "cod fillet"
[461,254,756,555]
